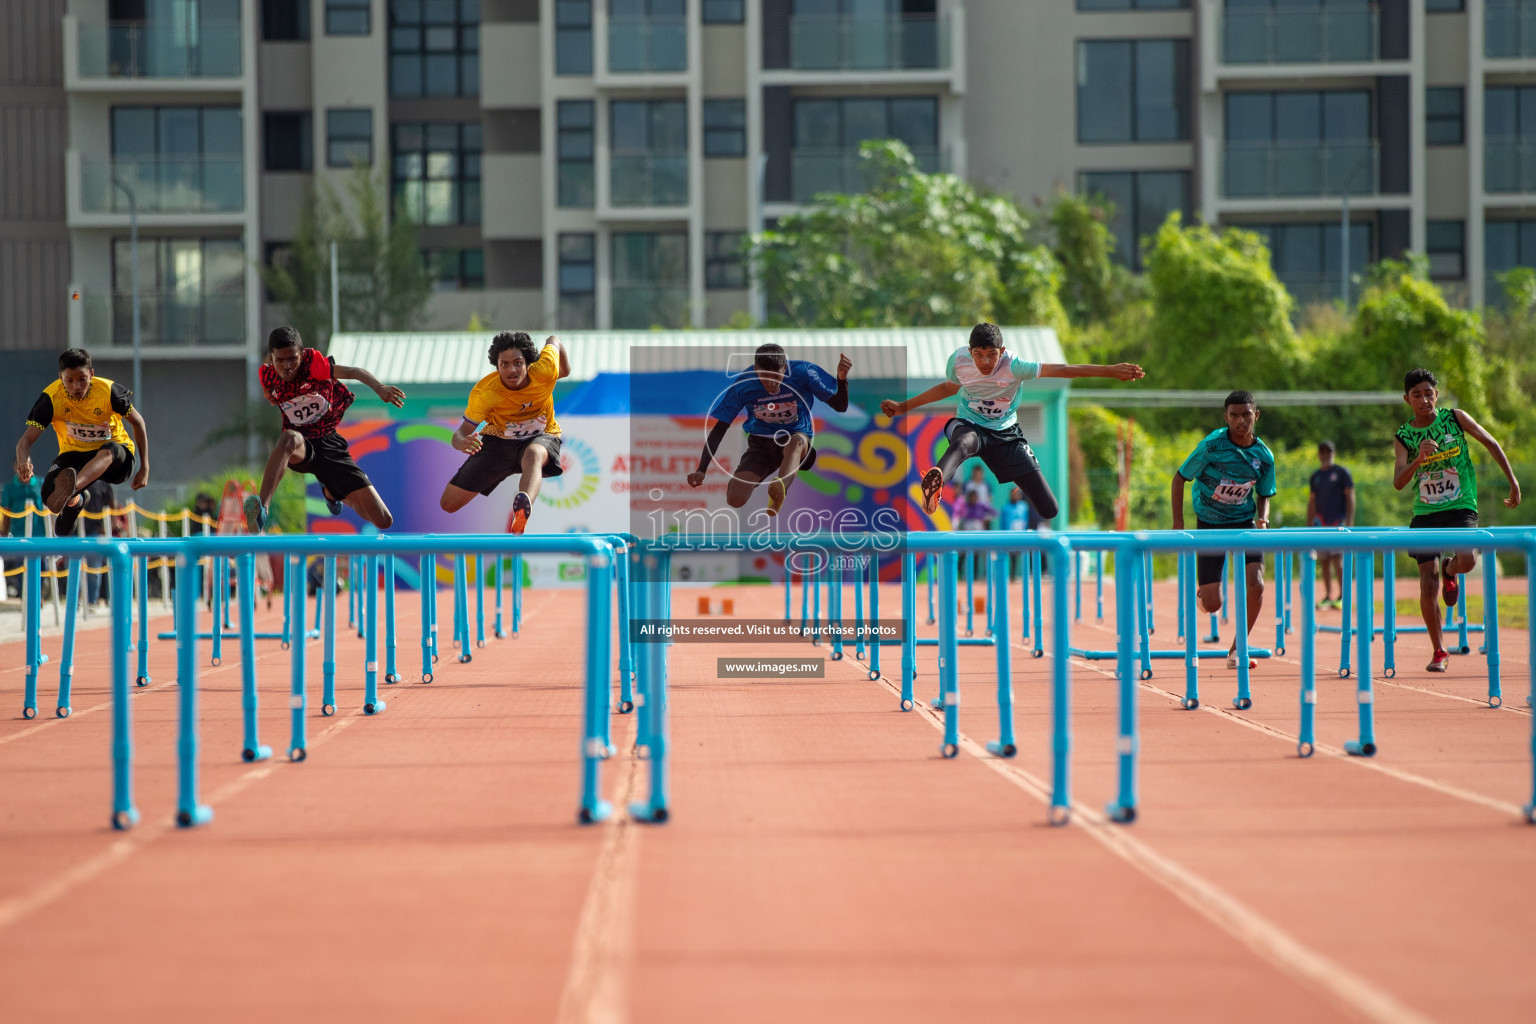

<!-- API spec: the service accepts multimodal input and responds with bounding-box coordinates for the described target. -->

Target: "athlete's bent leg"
[725,471,765,509]
[518,443,550,505]
[1198,583,1222,615]
[1241,560,1265,637]
[1419,560,1444,652]
[259,431,307,505]
[1010,470,1058,523]
[70,448,117,496]
[935,428,982,484]
[344,486,393,530]
[767,434,810,514]
[440,483,477,513]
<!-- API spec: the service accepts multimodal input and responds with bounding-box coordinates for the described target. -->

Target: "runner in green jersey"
[1392,368,1522,673]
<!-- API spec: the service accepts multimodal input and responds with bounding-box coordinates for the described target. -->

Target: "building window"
[612,99,688,205]
[1077,0,1187,8]
[1426,0,1464,11]
[1426,87,1464,146]
[706,232,747,289]
[1077,39,1190,144]
[558,101,595,207]
[390,0,480,98]
[1223,90,1372,197]
[612,232,688,328]
[1485,86,1536,191]
[703,0,744,22]
[326,0,371,35]
[1079,170,1190,270]
[558,233,596,328]
[1426,221,1464,280]
[326,108,374,167]
[556,0,593,74]
[425,248,485,290]
[111,237,245,346]
[263,0,312,40]
[1247,221,1371,306]
[109,106,243,212]
[264,242,294,301]
[393,122,482,225]
[792,96,939,201]
[264,112,313,171]
[1485,220,1536,304]
[609,0,686,74]
[704,99,746,157]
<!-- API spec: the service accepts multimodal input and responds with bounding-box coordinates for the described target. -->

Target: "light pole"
[112,176,142,405]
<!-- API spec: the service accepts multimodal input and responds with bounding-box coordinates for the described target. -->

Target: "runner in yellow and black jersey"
[13,348,150,535]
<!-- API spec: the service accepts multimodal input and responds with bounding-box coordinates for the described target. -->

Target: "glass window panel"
[1081,172,1133,264]
[559,100,594,128]
[395,0,424,22]
[1486,88,1517,139]
[888,98,938,147]
[1225,92,1272,142]
[1274,92,1321,141]
[392,54,423,95]
[794,100,841,148]
[395,122,425,150]
[1322,91,1369,140]
[652,0,685,16]
[1077,41,1133,143]
[391,27,419,49]
[651,101,687,151]
[464,152,481,178]
[556,28,593,73]
[160,108,203,157]
[427,152,456,178]
[460,0,480,18]
[561,233,595,261]
[461,26,479,51]
[463,247,484,285]
[424,54,457,94]
[560,263,595,291]
[424,0,456,22]
[1133,40,1187,142]
[704,99,746,129]
[612,101,648,151]
[462,180,480,223]
[203,240,245,294]
[462,54,479,94]
[841,99,888,146]
[1426,220,1464,250]
[557,0,592,26]
[1133,171,1188,259]
[112,108,157,157]
[427,123,458,149]
[560,131,593,159]
[329,108,373,137]
[425,25,456,49]
[202,109,242,156]
[702,0,745,22]
[1519,87,1536,138]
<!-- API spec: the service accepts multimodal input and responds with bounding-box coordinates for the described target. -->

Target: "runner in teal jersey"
[1392,367,1521,673]
[1171,390,1277,669]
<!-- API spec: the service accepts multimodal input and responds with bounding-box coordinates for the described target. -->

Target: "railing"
[791,145,943,203]
[79,156,245,214]
[1222,140,1377,199]
[1222,4,1376,64]
[76,19,243,78]
[608,15,686,72]
[609,152,689,206]
[1486,0,1536,59]
[1485,139,1536,193]
[80,291,247,348]
[611,285,689,328]
[788,14,947,71]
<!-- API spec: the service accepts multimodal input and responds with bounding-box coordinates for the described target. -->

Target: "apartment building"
[7,0,1536,394]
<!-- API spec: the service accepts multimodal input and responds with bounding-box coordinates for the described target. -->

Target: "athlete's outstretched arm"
[688,419,732,487]
[826,353,852,412]
[334,364,407,407]
[1455,409,1522,508]
[1170,473,1188,531]
[124,408,150,489]
[545,336,571,379]
[879,381,960,417]
[13,425,44,483]
[1039,362,1145,381]
[1392,435,1430,491]
[451,418,483,455]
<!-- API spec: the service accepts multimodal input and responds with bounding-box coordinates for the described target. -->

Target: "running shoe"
[511,491,532,535]
[243,495,267,533]
[1226,648,1257,670]
[321,488,344,516]
[766,477,786,517]
[920,467,944,515]
[1440,558,1459,608]
[44,467,76,515]
[1426,649,1450,673]
[55,496,83,537]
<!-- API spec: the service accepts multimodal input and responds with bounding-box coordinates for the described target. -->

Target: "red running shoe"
[511,491,532,535]
[1426,649,1450,673]
[1440,558,1459,608]
[920,468,944,515]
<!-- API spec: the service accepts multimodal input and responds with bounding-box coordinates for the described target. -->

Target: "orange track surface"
[0,576,1532,1023]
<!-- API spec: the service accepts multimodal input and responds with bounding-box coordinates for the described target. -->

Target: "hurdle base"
[630,800,669,823]
[242,744,273,763]
[578,800,614,825]
[112,807,140,831]
[363,700,387,715]
[1343,739,1376,757]
[1106,803,1137,824]
[176,804,214,828]
[985,740,1017,758]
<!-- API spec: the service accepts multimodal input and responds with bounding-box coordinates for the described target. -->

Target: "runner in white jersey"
[881,323,1144,522]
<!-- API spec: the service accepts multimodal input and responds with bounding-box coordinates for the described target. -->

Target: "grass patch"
[1377,593,1528,630]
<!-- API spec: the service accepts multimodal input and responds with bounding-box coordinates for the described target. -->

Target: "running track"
[0,577,1531,1022]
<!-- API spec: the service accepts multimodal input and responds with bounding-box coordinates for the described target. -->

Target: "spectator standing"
[1307,441,1355,610]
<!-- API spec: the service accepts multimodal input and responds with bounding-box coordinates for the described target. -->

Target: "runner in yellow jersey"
[440,331,570,534]
[13,348,150,536]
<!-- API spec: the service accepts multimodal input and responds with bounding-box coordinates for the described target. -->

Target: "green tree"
[752,140,1067,330]
[1041,189,1134,327]
[261,164,433,350]
[1142,216,1298,390]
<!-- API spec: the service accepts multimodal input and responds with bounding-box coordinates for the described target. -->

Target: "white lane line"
[0,714,358,935]
[849,660,1440,1024]
[556,730,641,1024]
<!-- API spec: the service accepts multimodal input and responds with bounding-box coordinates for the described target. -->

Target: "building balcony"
[65,14,244,88]
[82,291,247,349]
[611,285,689,329]
[1222,141,1377,200]
[610,153,689,207]
[1487,0,1536,60]
[791,145,943,204]
[72,152,245,223]
[608,16,686,73]
[789,14,948,72]
[1221,4,1376,65]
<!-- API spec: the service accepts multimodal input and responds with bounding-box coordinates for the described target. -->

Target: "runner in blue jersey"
[688,343,851,515]
[1171,390,1277,669]
[880,323,1143,523]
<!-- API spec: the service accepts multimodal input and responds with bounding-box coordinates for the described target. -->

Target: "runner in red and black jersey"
[244,326,406,532]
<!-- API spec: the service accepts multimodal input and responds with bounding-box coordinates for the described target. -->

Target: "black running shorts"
[43,442,134,496]
[1195,518,1264,587]
[293,432,372,501]
[448,433,563,496]
[1407,507,1479,564]
[735,432,816,480]
[943,419,1042,482]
